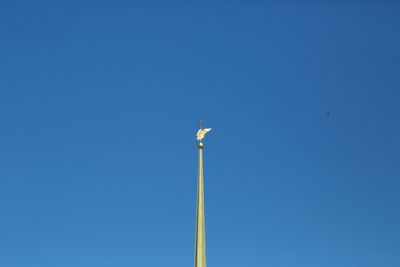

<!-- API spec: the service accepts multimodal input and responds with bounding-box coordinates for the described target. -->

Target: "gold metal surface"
[195,141,206,267]
[196,128,212,142]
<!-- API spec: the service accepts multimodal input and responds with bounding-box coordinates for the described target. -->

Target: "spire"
[195,123,211,267]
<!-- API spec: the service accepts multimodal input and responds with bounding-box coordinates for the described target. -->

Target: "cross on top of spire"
[199,119,204,130]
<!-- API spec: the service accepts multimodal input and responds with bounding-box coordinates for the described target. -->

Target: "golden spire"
[195,122,211,267]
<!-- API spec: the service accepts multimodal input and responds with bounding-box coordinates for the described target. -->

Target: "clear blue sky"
[1,1,399,266]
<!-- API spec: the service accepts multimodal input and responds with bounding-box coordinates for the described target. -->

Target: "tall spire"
[195,124,211,267]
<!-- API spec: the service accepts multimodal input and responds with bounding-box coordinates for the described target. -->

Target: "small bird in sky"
[326,112,330,117]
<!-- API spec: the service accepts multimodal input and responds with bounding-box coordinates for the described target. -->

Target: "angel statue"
[196,127,212,142]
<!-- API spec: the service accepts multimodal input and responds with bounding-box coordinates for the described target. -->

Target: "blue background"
[1,1,399,266]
